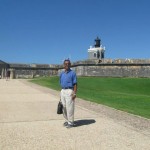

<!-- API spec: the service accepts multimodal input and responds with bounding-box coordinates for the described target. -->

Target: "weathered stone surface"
[1,59,150,78]
[73,65,150,77]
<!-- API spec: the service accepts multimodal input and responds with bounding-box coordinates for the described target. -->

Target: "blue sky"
[0,0,150,64]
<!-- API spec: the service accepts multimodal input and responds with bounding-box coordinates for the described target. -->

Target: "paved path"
[0,79,149,150]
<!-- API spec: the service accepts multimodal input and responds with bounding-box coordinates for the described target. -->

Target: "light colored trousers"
[60,89,75,125]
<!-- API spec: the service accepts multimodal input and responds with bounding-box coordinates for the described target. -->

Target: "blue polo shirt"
[60,69,77,89]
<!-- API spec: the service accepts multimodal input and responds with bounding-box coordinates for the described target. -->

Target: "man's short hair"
[64,59,71,63]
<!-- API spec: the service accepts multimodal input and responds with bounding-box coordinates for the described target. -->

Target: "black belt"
[62,87,73,89]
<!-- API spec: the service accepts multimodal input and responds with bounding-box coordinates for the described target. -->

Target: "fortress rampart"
[1,59,150,78]
[9,63,59,78]
[59,59,150,78]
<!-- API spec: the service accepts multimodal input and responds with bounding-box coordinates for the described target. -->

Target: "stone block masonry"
[58,59,150,78]
[71,64,150,77]
[0,63,59,79]
[1,59,150,78]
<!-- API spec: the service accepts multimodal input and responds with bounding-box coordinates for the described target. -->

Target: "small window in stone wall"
[94,53,96,57]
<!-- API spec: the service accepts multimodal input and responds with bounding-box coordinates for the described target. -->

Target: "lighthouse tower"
[88,37,105,60]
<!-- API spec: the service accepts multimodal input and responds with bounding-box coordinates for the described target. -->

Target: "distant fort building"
[88,37,105,60]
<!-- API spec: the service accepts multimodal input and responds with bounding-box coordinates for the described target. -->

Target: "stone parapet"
[10,63,59,69]
[71,59,150,65]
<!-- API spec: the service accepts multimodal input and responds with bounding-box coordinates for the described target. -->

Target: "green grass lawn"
[30,76,150,119]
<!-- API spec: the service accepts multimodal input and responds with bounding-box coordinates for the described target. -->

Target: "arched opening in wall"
[101,51,104,59]
[94,53,97,58]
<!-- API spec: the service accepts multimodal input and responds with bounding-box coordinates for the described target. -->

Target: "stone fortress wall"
[9,63,59,79]
[1,58,150,79]
[70,59,150,78]
[59,59,150,78]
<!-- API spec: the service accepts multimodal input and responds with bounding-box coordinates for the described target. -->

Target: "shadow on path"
[74,119,96,127]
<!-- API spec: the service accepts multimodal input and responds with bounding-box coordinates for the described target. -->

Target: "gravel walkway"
[0,79,149,150]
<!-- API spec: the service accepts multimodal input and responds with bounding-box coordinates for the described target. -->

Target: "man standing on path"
[60,59,77,128]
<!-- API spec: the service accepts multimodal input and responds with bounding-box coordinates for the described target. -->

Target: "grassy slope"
[30,77,150,118]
